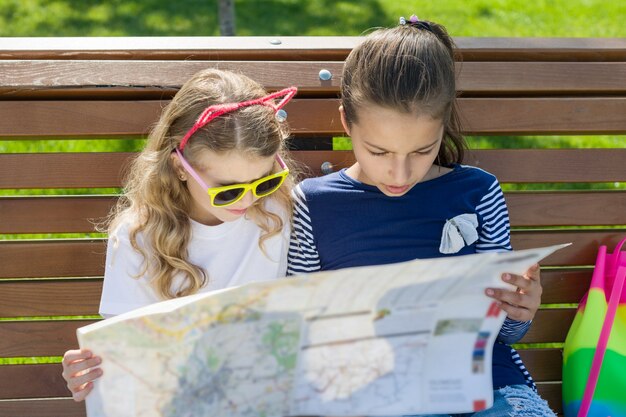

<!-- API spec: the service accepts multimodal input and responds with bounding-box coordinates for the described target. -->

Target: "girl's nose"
[390,157,411,184]
[237,188,257,208]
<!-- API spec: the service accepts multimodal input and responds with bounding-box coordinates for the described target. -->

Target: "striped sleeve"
[287,185,322,275]
[475,178,512,252]
[475,178,531,344]
[510,346,537,391]
[498,318,532,344]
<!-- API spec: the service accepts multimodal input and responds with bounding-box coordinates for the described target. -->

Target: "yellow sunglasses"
[174,87,296,208]
[175,148,289,208]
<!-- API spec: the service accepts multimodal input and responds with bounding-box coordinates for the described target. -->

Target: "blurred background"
[0,0,624,37]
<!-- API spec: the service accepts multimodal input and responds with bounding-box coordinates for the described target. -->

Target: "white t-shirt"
[99,201,290,317]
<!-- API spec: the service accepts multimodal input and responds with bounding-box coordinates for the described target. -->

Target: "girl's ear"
[338,105,351,136]
[169,152,187,181]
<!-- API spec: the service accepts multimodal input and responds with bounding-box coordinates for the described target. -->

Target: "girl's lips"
[226,208,247,216]
[385,185,410,194]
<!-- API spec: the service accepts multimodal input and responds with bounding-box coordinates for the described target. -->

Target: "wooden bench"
[1,36,625,417]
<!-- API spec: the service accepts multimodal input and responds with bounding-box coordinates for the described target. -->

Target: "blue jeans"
[403,384,557,417]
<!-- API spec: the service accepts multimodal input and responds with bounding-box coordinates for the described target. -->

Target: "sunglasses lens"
[255,176,283,196]
[214,188,245,206]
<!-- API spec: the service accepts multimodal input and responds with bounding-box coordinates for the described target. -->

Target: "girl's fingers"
[525,263,541,282]
[486,287,540,321]
[502,273,537,293]
[67,367,103,392]
[62,356,101,381]
[486,287,527,308]
[72,381,95,402]
[497,302,532,322]
[62,349,93,366]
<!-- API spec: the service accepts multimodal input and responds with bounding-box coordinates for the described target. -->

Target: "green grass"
[0,138,146,153]
[465,135,626,150]
[0,0,623,37]
[1,356,63,365]
[334,135,626,151]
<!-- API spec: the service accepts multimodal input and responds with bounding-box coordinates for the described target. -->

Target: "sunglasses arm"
[174,148,212,190]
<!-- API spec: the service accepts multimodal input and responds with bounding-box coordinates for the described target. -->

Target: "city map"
[78,244,567,417]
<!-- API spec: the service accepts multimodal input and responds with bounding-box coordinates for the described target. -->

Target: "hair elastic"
[399,15,434,32]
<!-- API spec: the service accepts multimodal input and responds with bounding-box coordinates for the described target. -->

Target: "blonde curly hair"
[106,69,295,300]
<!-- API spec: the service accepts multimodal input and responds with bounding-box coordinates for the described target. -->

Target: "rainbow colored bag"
[563,237,626,417]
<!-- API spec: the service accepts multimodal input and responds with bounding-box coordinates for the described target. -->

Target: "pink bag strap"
[577,252,626,417]
[608,237,626,277]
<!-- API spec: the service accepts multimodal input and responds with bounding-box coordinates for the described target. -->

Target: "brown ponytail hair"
[341,20,466,166]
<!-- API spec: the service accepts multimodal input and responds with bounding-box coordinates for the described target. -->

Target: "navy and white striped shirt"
[288,164,535,390]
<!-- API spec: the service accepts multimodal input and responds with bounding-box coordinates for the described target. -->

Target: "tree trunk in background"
[218,0,236,36]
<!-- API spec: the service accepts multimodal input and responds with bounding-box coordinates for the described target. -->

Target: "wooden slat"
[1,60,624,96]
[458,37,626,62]
[0,320,96,357]
[0,279,102,317]
[292,150,354,177]
[0,153,133,189]
[2,191,623,234]
[2,191,624,234]
[519,309,576,344]
[0,230,622,279]
[536,382,563,415]
[511,230,626,265]
[458,62,626,94]
[0,385,563,417]
[0,36,624,62]
[2,149,626,190]
[0,36,361,62]
[0,99,347,137]
[467,149,626,183]
[0,196,115,233]
[0,270,585,320]
[0,61,345,96]
[0,240,106,279]
[506,191,626,226]
[540,269,592,304]
[0,351,563,401]
[0,151,321,189]
[0,352,561,393]
[459,97,626,135]
[0,363,70,399]
[0,101,163,137]
[2,98,626,138]
[0,309,573,357]
[0,149,392,188]
[0,398,85,417]
[517,348,562,381]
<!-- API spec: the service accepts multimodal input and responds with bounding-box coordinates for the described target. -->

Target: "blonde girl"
[62,69,297,401]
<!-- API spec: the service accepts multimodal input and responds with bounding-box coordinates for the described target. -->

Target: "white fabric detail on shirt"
[439,213,479,254]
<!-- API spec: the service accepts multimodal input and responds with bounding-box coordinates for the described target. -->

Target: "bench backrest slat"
[2,149,626,189]
[0,100,351,135]
[0,269,590,318]
[1,36,625,60]
[1,98,625,137]
[0,309,577,357]
[2,190,625,235]
[2,61,625,95]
